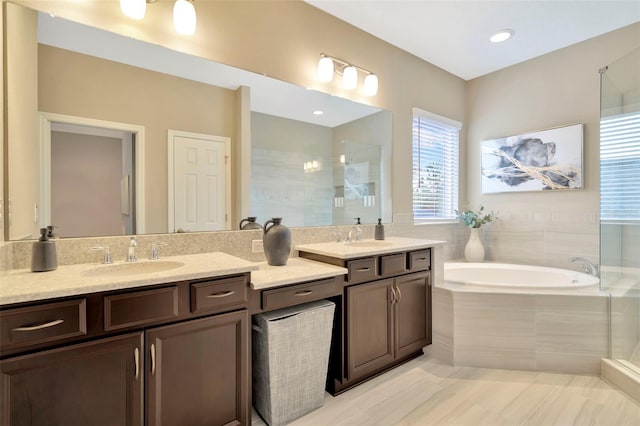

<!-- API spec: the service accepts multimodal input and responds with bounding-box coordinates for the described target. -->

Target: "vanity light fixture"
[490,29,514,43]
[173,0,197,36]
[120,0,197,36]
[317,53,378,96]
[120,0,146,20]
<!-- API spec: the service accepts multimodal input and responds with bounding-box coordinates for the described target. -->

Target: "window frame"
[411,108,462,225]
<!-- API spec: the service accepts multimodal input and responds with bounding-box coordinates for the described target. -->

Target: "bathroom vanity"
[0,238,441,425]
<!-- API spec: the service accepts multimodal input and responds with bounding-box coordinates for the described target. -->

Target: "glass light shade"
[174,0,197,36]
[363,74,378,96]
[317,57,334,82]
[342,66,358,89]
[120,0,146,20]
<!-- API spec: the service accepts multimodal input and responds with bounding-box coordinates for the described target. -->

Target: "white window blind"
[600,111,640,221]
[412,108,461,222]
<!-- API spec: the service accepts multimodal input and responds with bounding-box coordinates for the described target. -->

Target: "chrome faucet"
[90,246,112,264]
[568,257,599,277]
[150,242,168,260]
[346,226,363,243]
[127,237,137,262]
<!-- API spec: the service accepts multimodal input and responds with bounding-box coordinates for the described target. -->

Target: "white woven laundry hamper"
[252,299,335,426]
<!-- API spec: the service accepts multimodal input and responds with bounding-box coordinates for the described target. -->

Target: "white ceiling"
[305,0,640,80]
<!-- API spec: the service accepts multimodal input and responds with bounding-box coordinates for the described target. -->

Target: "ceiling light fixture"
[317,53,379,96]
[313,110,324,115]
[173,0,197,35]
[490,29,514,43]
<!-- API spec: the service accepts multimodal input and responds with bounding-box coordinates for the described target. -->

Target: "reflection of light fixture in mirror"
[340,154,345,165]
[120,0,146,20]
[317,53,378,96]
[313,110,324,115]
[174,0,197,35]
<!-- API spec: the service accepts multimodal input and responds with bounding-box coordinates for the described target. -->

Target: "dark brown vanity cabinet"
[145,310,248,426]
[0,332,144,426]
[346,271,430,382]
[300,248,432,394]
[0,273,250,426]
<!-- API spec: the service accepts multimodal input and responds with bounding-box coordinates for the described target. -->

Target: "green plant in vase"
[455,205,498,262]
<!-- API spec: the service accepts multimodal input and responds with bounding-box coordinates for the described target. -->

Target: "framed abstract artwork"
[481,123,583,193]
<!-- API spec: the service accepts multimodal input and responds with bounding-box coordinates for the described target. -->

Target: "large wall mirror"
[4,2,392,240]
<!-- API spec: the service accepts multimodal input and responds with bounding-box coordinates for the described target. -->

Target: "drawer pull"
[150,344,156,375]
[207,290,235,299]
[294,290,313,297]
[415,257,428,261]
[356,267,371,272]
[134,348,140,380]
[12,319,65,332]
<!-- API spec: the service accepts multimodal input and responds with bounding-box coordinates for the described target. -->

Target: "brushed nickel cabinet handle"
[356,267,370,272]
[134,347,140,380]
[390,287,397,304]
[294,290,312,297]
[207,290,235,298]
[12,319,65,332]
[150,344,156,375]
[415,257,428,261]
[396,285,402,303]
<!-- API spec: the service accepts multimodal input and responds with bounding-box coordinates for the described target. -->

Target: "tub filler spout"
[568,257,599,277]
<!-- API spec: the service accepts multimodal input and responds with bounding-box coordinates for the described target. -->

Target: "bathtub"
[444,262,600,292]
[432,262,608,374]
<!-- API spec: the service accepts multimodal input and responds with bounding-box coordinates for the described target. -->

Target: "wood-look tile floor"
[252,355,640,426]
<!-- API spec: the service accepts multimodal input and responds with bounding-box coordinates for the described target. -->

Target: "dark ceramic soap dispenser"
[31,227,58,272]
[375,218,385,240]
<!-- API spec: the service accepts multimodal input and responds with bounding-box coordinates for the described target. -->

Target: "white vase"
[464,228,485,262]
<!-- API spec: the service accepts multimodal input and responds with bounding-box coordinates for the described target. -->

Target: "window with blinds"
[412,108,461,222]
[600,111,640,221]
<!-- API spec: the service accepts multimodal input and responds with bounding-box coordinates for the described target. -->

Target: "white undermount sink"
[343,240,393,248]
[83,260,185,277]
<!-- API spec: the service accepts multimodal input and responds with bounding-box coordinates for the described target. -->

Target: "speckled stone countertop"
[250,258,348,290]
[295,237,445,259]
[1,252,258,306]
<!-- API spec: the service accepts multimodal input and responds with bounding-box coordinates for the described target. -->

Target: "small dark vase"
[239,217,262,230]
[263,217,291,266]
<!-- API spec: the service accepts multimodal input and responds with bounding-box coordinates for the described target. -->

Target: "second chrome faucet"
[127,237,137,262]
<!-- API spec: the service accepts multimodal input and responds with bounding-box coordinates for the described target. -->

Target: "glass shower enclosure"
[600,48,640,381]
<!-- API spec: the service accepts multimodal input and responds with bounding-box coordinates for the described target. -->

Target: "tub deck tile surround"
[433,263,609,375]
[252,355,640,425]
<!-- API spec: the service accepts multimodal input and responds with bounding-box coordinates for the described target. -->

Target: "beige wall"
[466,23,640,268]
[38,44,237,234]
[6,3,39,240]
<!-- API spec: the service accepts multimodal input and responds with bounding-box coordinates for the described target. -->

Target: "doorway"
[168,130,231,233]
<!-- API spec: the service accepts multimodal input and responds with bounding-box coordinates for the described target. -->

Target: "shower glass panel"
[600,47,640,375]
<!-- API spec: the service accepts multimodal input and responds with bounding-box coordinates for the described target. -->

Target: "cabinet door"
[146,310,248,426]
[346,279,394,381]
[1,332,143,426]
[395,272,429,359]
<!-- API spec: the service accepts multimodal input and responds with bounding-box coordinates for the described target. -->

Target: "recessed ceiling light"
[313,110,324,115]
[490,29,514,43]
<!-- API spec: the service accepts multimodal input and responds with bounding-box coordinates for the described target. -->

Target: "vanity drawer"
[380,253,407,276]
[347,257,378,284]
[104,286,178,331]
[261,278,339,311]
[1,298,87,352]
[191,276,248,314]
[408,249,431,271]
